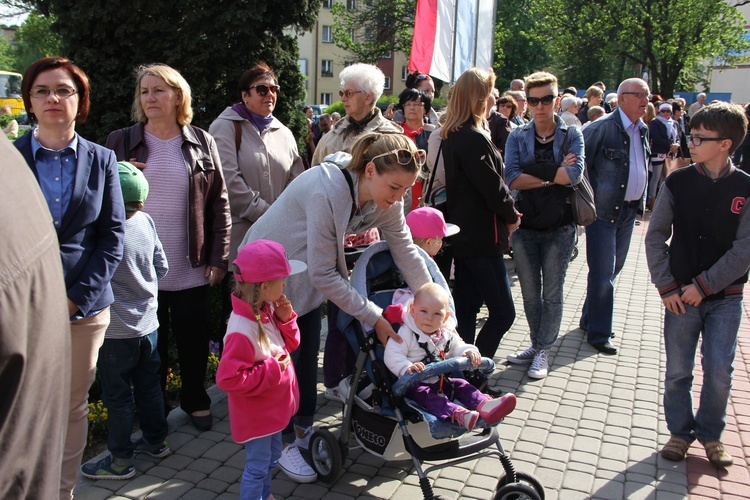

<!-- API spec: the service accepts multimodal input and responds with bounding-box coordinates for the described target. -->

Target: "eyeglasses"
[403,102,424,109]
[621,91,652,100]
[687,135,726,146]
[500,104,514,109]
[30,87,77,99]
[527,95,555,106]
[339,89,365,99]
[249,84,280,96]
[369,148,427,167]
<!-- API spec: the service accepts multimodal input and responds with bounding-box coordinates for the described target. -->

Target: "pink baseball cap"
[234,239,307,283]
[406,207,460,239]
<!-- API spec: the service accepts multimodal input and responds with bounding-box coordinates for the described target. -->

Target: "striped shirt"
[142,132,208,291]
[107,211,168,339]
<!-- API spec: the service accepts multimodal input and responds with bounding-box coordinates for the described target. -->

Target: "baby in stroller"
[384,283,517,430]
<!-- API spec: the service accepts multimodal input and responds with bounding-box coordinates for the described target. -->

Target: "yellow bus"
[0,71,24,115]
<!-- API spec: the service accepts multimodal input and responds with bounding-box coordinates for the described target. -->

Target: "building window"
[347,0,356,10]
[384,77,391,90]
[321,60,333,77]
[322,26,333,43]
[364,29,374,42]
[379,51,392,59]
[402,66,409,81]
[321,93,332,106]
[344,61,355,68]
[322,0,333,7]
[349,29,356,43]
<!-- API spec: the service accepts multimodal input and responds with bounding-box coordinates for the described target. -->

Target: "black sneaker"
[134,438,172,458]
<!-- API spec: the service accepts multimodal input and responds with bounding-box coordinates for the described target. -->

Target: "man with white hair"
[579,78,650,355]
[688,92,706,119]
[510,78,525,91]
[312,63,402,165]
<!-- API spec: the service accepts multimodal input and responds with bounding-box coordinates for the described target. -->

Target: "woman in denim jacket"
[504,71,585,380]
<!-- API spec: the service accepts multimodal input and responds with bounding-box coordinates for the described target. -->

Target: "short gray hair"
[560,96,579,112]
[339,63,385,107]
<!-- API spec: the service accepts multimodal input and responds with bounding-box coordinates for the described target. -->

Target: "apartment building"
[708,3,750,103]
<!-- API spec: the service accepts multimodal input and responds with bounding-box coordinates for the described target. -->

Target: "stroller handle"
[392,357,496,397]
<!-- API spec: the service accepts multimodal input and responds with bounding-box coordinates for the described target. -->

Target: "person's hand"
[275,352,290,371]
[680,284,703,307]
[384,103,395,120]
[374,316,402,345]
[129,159,147,170]
[669,143,679,154]
[205,266,226,287]
[407,362,425,374]
[561,152,577,168]
[506,214,522,236]
[662,293,686,315]
[67,299,79,318]
[273,294,294,323]
[465,350,481,367]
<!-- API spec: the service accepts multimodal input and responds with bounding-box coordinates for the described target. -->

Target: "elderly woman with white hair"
[312,63,402,165]
[560,96,582,127]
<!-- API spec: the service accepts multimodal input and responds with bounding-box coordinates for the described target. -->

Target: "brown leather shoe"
[702,441,733,467]
[661,436,690,461]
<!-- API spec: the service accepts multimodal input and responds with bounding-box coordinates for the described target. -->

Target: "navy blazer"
[15,132,125,317]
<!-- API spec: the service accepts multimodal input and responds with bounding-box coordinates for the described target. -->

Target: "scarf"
[656,115,678,143]
[342,108,378,140]
[232,103,274,133]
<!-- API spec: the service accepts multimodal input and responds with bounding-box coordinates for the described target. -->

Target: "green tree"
[331,0,416,64]
[494,0,551,90]
[24,0,322,144]
[0,36,16,70]
[13,13,62,72]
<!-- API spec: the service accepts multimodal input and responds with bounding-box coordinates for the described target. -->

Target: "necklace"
[535,131,553,142]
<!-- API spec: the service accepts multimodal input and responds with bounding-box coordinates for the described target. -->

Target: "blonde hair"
[440,68,496,139]
[584,86,603,100]
[132,64,194,126]
[524,71,558,95]
[346,132,424,179]
[413,282,450,307]
[233,280,271,349]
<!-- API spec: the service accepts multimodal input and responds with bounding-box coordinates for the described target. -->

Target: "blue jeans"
[97,330,167,459]
[663,297,741,443]
[454,255,515,357]
[512,224,576,351]
[242,432,282,500]
[580,205,637,344]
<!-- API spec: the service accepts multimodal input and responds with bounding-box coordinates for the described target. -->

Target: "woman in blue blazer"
[14,57,125,499]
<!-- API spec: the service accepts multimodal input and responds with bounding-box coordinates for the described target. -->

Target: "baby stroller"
[307,242,545,500]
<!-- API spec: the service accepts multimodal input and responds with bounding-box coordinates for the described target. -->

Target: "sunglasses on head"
[249,84,280,96]
[527,95,555,106]
[369,148,427,167]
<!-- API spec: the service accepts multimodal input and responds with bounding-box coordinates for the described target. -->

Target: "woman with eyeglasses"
[208,62,304,265]
[394,87,434,210]
[239,131,432,483]
[388,71,440,125]
[440,67,520,359]
[503,71,585,380]
[105,64,231,433]
[14,56,126,499]
[496,93,519,129]
[312,63,402,166]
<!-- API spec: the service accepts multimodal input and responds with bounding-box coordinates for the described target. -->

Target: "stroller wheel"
[493,482,542,500]
[496,471,545,499]
[309,429,343,483]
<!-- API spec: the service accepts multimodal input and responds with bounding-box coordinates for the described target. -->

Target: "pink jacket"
[216,294,300,443]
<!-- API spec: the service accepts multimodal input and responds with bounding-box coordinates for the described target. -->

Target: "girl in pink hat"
[216,239,309,498]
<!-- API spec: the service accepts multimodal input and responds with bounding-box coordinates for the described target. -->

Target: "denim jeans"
[242,432,282,500]
[454,255,515,357]
[647,161,666,203]
[97,330,167,459]
[282,304,323,443]
[157,286,211,414]
[512,224,576,351]
[663,297,742,443]
[580,205,637,344]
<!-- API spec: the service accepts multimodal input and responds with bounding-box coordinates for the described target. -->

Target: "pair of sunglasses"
[249,84,280,96]
[527,95,555,106]
[369,148,427,167]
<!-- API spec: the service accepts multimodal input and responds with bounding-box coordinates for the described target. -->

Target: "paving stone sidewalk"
[75,218,750,499]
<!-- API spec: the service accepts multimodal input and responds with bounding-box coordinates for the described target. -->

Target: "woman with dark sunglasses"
[209,62,304,265]
[105,64,231,433]
[239,131,431,483]
[504,71,585,379]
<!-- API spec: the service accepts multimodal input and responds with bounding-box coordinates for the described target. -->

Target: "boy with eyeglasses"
[645,102,750,467]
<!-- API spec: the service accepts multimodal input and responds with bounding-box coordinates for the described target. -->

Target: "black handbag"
[562,129,597,226]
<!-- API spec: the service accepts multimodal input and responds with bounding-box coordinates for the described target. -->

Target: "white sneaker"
[324,387,341,401]
[527,350,548,379]
[294,425,314,450]
[507,346,537,365]
[277,444,317,483]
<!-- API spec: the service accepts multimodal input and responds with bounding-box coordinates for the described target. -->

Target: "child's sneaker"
[477,393,517,425]
[80,455,135,480]
[452,407,479,431]
[278,444,317,483]
[507,346,536,365]
[324,386,342,401]
[134,438,172,458]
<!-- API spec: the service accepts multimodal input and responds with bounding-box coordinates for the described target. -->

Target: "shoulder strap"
[234,121,242,153]
[423,140,443,205]
[341,168,357,220]
[121,127,130,160]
